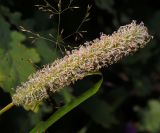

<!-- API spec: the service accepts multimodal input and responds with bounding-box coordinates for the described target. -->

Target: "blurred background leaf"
[136,100,160,133]
[0,30,40,93]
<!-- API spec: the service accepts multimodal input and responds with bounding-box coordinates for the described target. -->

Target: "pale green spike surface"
[12,21,152,110]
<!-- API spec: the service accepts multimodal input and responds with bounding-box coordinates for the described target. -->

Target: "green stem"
[30,72,103,133]
[0,102,14,115]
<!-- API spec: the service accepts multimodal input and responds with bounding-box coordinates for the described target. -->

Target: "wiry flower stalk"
[12,21,152,110]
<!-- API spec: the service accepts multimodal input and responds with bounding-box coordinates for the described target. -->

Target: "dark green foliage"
[0,16,40,93]
[0,0,160,133]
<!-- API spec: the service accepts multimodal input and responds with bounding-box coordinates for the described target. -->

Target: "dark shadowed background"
[0,0,160,133]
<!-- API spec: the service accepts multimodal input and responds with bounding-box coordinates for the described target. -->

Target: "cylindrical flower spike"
[12,21,152,110]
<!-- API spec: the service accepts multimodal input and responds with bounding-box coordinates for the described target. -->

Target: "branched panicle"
[12,21,152,110]
[20,1,90,53]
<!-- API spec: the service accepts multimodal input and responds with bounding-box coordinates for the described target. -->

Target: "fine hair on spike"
[12,21,152,110]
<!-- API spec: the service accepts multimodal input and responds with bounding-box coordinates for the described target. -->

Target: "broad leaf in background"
[9,31,40,82]
[0,30,40,93]
[36,39,60,64]
[0,15,11,49]
[137,100,160,133]
[0,6,22,27]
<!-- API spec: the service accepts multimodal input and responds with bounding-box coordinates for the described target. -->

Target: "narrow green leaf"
[30,73,103,133]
